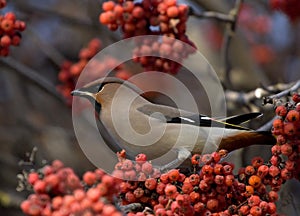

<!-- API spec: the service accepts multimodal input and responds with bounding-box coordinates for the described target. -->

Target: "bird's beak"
[71,89,96,100]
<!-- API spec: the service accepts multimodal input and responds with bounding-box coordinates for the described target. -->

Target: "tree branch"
[263,80,300,105]
[0,57,65,103]
[221,0,243,89]
[225,82,296,106]
[189,8,234,23]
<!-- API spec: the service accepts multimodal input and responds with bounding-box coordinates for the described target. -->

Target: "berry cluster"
[21,160,123,216]
[99,0,196,74]
[57,38,131,105]
[271,93,300,180]
[120,152,279,215]
[113,150,161,181]
[270,0,300,22]
[0,8,26,56]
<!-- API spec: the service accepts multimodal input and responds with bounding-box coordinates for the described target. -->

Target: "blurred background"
[0,0,300,215]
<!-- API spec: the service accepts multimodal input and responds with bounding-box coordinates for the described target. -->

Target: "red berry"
[292,93,300,103]
[250,206,262,216]
[284,122,296,136]
[167,169,180,182]
[269,165,280,177]
[33,180,46,193]
[268,190,279,202]
[286,110,300,122]
[0,35,11,47]
[28,172,39,185]
[132,6,144,18]
[83,171,97,185]
[1,19,14,32]
[141,161,153,174]
[4,12,16,21]
[145,178,157,190]
[275,105,287,117]
[248,195,261,207]
[206,199,219,211]
[123,1,134,12]
[273,118,283,130]
[164,184,177,197]
[181,182,193,194]
[135,153,147,164]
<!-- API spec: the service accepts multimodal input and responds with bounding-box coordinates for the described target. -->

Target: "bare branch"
[225,82,298,106]
[221,0,243,89]
[189,8,234,23]
[263,80,300,105]
[0,57,65,103]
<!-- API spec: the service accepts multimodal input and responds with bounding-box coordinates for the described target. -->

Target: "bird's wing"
[136,103,251,130]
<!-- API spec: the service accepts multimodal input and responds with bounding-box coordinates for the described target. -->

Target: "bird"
[71,77,276,168]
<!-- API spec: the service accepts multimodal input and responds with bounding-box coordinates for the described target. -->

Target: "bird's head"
[71,77,143,111]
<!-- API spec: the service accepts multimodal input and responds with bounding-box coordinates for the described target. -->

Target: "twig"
[225,82,296,106]
[263,80,300,105]
[221,0,243,89]
[0,57,65,103]
[189,8,234,23]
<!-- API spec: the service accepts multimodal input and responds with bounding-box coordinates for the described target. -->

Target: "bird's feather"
[137,104,251,130]
[218,112,262,125]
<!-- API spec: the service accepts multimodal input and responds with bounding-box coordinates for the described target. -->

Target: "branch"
[221,0,243,89]
[263,80,300,105]
[189,8,234,23]
[225,82,296,106]
[0,57,65,103]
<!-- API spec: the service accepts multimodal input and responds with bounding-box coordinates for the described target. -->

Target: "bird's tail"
[218,131,276,153]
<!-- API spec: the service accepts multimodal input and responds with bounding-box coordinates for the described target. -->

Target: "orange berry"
[167,6,179,18]
[245,185,254,196]
[165,0,177,7]
[113,4,124,17]
[99,12,110,24]
[249,175,262,188]
[102,1,115,11]
[83,171,97,185]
